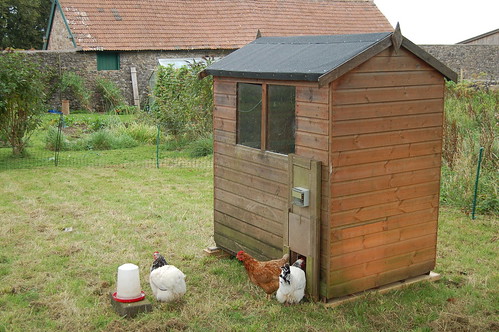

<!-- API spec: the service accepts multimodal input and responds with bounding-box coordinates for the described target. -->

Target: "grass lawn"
[0,166,497,331]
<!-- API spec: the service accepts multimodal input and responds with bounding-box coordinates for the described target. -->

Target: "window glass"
[237,83,262,148]
[267,85,295,154]
[97,52,120,71]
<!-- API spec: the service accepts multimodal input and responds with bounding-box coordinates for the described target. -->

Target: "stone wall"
[24,44,497,112]
[24,49,230,112]
[421,44,499,82]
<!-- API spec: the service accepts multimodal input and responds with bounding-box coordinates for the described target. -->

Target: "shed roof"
[201,29,458,85]
[203,33,391,82]
[47,0,392,51]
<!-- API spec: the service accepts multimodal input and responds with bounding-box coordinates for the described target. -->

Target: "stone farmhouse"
[43,0,392,110]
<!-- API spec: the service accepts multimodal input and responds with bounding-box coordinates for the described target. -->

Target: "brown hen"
[236,250,289,299]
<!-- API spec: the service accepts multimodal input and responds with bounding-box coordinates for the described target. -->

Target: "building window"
[237,83,295,154]
[97,52,120,70]
[237,83,262,149]
[267,85,296,154]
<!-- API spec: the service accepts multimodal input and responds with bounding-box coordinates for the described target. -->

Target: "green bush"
[187,136,213,157]
[115,122,158,144]
[112,104,139,115]
[152,59,213,140]
[86,130,138,150]
[45,127,68,151]
[88,117,110,131]
[441,81,498,215]
[0,131,8,147]
[45,122,140,151]
[0,52,46,155]
[45,126,88,152]
[95,77,126,112]
[82,115,122,132]
[163,136,192,151]
[60,71,92,111]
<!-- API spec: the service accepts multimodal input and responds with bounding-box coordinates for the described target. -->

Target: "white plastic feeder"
[113,263,145,303]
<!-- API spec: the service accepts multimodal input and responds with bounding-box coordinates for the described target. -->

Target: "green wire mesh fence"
[0,115,212,171]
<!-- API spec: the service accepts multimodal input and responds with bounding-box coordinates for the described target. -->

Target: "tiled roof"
[56,0,392,51]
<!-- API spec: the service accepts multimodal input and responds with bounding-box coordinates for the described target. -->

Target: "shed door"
[285,154,321,300]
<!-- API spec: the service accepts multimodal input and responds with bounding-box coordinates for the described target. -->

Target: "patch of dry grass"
[0,167,497,331]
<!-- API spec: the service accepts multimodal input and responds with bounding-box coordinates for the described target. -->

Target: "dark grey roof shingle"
[204,32,392,81]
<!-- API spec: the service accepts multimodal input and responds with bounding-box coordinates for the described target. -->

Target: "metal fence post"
[54,114,64,166]
[471,147,484,220]
[156,124,160,169]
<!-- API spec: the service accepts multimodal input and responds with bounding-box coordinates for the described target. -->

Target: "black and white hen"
[149,251,186,302]
[151,251,168,271]
[276,258,306,305]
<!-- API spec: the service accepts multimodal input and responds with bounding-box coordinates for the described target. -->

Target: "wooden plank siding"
[212,77,331,268]
[294,84,331,295]
[212,44,447,300]
[327,48,444,298]
[295,85,330,165]
[214,78,286,259]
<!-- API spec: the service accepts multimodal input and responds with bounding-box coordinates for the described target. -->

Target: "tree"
[0,0,52,50]
[153,60,213,139]
[0,52,46,155]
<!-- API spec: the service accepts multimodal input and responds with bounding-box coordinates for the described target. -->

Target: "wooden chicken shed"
[200,28,457,301]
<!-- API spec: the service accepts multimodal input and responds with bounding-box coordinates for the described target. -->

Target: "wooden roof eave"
[318,24,458,87]
[317,33,393,88]
[45,0,77,49]
[400,37,458,82]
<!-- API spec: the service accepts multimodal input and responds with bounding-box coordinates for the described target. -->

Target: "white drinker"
[116,263,142,299]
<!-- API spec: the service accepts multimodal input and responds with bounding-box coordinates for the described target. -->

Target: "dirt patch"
[62,124,89,138]
[488,322,499,331]
[51,244,83,257]
[29,300,49,313]
[430,313,474,331]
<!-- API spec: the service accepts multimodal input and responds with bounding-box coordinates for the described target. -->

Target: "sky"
[373,0,498,44]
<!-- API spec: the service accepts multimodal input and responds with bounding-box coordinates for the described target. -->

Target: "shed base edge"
[324,271,441,307]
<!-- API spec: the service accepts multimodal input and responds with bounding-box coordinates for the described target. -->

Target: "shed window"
[237,83,295,154]
[267,85,296,154]
[237,83,262,149]
[97,52,120,70]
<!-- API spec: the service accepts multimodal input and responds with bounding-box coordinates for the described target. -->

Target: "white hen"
[149,251,186,302]
[276,261,306,305]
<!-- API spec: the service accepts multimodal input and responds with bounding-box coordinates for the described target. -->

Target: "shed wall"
[213,78,287,260]
[328,47,444,297]
[212,77,331,281]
